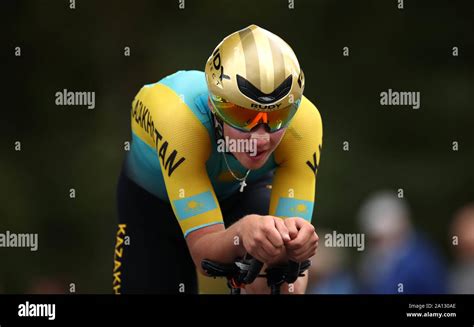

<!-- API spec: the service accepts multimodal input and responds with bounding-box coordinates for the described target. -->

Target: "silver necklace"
[222,152,250,192]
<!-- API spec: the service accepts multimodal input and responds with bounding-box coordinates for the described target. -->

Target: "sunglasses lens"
[210,96,299,132]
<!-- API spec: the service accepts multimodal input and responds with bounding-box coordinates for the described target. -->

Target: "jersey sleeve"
[269,96,323,223]
[131,83,224,237]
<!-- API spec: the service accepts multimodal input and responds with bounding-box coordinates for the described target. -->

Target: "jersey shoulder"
[291,96,323,134]
[156,70,207,103]
[275,96,323,163]
[131,70,212,150]
[137,70,209,121]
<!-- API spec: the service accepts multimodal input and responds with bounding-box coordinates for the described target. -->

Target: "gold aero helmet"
[205,24,304,132]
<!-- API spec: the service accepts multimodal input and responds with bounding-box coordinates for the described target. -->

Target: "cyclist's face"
[223,123,287,170]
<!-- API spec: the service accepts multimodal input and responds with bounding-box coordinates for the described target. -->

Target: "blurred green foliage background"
[2,0,473,293]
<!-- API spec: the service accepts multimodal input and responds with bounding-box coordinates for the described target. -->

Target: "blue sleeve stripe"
[275,197,314,222]
[173,190,218,220]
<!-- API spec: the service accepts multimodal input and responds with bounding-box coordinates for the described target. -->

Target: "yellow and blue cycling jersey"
[124,70,323,237]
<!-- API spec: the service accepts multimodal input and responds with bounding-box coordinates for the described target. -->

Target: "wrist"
[234,215,248,246]
[234,214,255,252]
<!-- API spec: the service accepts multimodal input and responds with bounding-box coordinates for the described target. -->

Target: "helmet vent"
[236,74,292,104]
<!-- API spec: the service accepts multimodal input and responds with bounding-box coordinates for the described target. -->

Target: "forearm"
[188,222,246,274]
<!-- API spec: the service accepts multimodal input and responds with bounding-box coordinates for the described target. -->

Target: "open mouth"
[248,149,268,160]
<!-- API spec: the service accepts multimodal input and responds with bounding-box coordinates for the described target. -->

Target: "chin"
[240,155,269,170]
[244,162,265,170]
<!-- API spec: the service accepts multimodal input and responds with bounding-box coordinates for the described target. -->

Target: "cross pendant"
[239,180,247,192]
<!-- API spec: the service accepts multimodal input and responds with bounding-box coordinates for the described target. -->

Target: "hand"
[238,215,291,264]
[283,217,319,262]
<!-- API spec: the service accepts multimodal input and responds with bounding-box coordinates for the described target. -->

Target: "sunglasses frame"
[209,96,300,133]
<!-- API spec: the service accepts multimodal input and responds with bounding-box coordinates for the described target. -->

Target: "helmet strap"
[212,112,225,144]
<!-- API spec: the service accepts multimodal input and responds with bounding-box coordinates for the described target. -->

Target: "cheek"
[270,130,286,146]
[224,124,249,139]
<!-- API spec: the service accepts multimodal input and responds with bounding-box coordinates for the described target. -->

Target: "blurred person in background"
[306,229,356,294]
[357,191,446,294]
[449,203,474,294]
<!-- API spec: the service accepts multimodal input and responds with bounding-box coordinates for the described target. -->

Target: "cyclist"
[114,24,323,294]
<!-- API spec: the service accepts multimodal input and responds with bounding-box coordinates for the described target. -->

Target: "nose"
[250,124,270,148]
